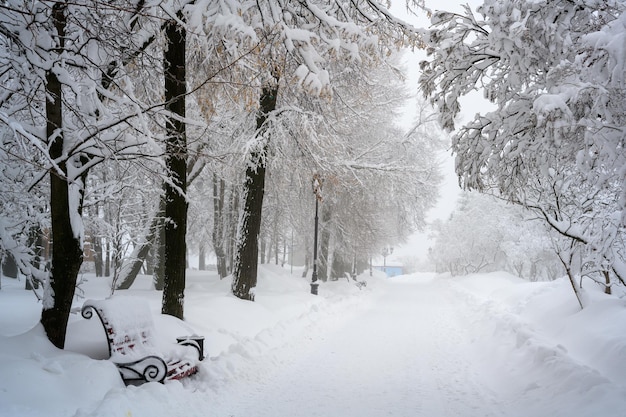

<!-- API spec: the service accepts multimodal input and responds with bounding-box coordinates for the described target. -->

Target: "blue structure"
[374,265,403,277]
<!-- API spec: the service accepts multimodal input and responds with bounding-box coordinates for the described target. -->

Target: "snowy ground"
[1,266,625,417]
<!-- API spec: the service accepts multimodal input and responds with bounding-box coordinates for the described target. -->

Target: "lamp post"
[382,245,393,275]
[311,174,323,295]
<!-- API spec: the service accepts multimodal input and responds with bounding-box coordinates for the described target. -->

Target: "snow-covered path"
[209,277,505,417]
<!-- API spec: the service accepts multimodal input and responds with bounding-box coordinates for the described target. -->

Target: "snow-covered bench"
[344,272,367,289]
[81,297,204,384]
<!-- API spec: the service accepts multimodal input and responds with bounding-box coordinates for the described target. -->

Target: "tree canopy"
[420,0,626,304]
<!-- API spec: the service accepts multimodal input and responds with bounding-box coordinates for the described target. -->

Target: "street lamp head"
[381,245,394,258]
[312,174,323,201]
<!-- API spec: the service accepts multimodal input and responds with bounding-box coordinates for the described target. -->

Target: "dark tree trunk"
[104,240,111,277]
[26,229,43,290]
[40,2,86,349]
[153,222,165,289]
[557,248,584,310]
[274,233,279,265]
[116,198,164,290]
[332,252,349,280]
[2,253,18,278]
[232,82,278,301]
[281,236,286,267]
[145,242,156,275]
[318,206,331,282]
[260,236,267,264]
[603,270,611,295]
[212,174,228,278]
[85,203,103,277]
[198,244,206,270]
[161,16,187,319]
[226,188,238,275]
[93,234,103,277]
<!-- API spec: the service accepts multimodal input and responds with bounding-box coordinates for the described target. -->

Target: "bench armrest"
[176,336,205,361]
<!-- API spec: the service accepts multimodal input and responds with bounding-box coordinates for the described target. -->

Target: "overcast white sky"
[386,0,487,264]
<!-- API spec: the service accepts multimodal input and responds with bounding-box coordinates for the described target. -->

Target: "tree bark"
[318,206,331,282]
[116,197,164,290]
[104,240,111,277]
[93,234,103,277]
[40,2,85,349]
[281,236,287,267]
[26,228,43,290]
[274,232,279,265]
[260,236,267,264]
[161,15,187,319]
[145,242,156,275]
[153,222,165,289]
[557,248,585,310]
[212,174,228,278]
[603,270,611,295]
[1,253,18,278]
[197,244,205,270]
[232,82,278,301]
[301,240,310,278]
[226,187,238,275]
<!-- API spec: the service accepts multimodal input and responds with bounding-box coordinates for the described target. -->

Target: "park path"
[207,277,508,417]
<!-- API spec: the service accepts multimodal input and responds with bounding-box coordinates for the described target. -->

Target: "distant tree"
[429,192,562,279]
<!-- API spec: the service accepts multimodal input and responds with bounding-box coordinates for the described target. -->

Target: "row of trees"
[420,0,626,306]
[428,192,563,281]
[0,0,441,348]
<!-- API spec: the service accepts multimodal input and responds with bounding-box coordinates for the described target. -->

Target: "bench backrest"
[82,297,157,359]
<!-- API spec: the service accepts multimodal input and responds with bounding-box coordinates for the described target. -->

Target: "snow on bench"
[81,297,203,384]
[344,272,367,289]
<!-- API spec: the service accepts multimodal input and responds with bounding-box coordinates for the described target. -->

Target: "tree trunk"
[116,198,164,290]
[26,229,43,290]
[212,175,228,278]
[161,15,187,319]
[603,270,611,295]
[318,206,331,282]
[282,237,286,267]
[40,2,85,349]
[557,248,585,310]
[198,244,206,270]
[260,236,267,264]
[103,240,109,277]
[226,187,239,275]
[1,253,18,279]
[274,229,279,265]
[301,240,310,278]
[232,82,278,301]
[153,222,165,289]
[145,242,156,275]
[93,234,103,277]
